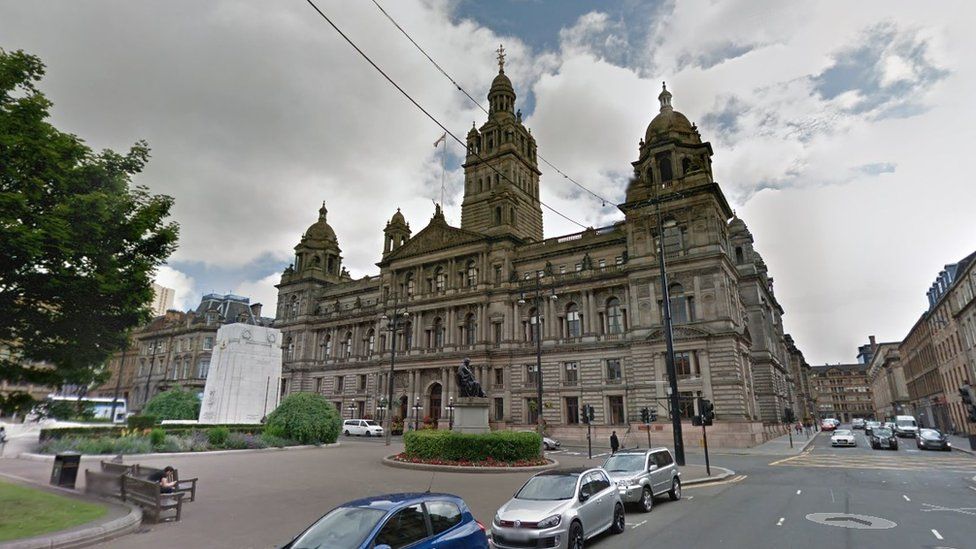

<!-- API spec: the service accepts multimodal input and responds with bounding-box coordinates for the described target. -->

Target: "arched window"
[646,166,654,184]
[433,317,444,348]
[405,273,415,296]
[341,331,352,357]
[669,283,694,324]
[402,321,413,350]
[434,267,446,292]
[465,313,476,345]
[566,303,582,338]
[466,261,478,287]
[494,207,502,225]
[656,152,673,183]
[510,207,516,222]
[365,329,375,357]
[607,298,623,334]
[681,156,691,175]
[319,333,331,360]
[285,337,294,360]
[289,295,299,318]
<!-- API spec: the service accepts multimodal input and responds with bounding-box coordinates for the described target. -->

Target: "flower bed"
[391,452,549,468]
[36,427,299,455]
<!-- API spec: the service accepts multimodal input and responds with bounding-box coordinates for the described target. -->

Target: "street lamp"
[347,402,356,420]
[655,184,686,466]
[142,339,161,409]
[377,397,388,424]
[413,396,422,431]
[518,274,557,453]
[447,397,455,431]
[381,295,410,446]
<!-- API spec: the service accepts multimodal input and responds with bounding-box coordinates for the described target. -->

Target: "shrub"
[208,427,230,447]
[404,430,541,462]
[260,433,292,448]
[144,389,201,420]
[226,432,267,450]
[149,428,166,447]
[264,393,341,445]
[127,415,157,430]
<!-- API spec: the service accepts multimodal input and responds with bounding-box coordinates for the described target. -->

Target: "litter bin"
[50,452,81,489]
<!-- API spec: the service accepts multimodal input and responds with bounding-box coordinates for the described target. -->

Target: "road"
[2,426,974,548]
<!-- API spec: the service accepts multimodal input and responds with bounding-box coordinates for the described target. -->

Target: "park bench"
[83,461,136,498]
[121,474,185,522]
[133,464,198,503]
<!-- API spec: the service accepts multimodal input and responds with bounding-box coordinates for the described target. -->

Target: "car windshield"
[833,430,852,436]
[365,420,380,426]
[874,428,893,437]
[867,422,879,426]
[896,419,916,428]
[516,474,578,501]
[289,507,386,549]
[920,429,941,439]
[603,454,646,472]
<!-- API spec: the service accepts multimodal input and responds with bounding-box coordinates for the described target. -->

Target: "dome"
[304,202,337,243]
[390,208,406,226]
[644,82,696,143]
[490,71,513,94]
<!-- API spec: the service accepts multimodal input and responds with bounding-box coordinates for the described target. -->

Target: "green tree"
[143,388,200,420]
[265,393,341,445]
[0,49,179,387]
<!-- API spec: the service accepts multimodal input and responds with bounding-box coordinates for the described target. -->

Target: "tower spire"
[496,44,506,73]
[658,81,673,111]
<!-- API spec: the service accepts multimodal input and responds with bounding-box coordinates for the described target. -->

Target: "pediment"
[647,325,712,342]
[383,219,486,263]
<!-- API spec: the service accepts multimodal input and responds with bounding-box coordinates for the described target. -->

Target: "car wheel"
[364,431,370,437]
[610,504,625,534]
[669,478,681,501]
[344,430,350,436]
[569,521,584,549]
[640,486,654,513]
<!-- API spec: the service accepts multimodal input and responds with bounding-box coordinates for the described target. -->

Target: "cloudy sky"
[3,0,974,364]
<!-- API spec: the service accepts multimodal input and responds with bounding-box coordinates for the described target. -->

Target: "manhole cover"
[805,513,896,530]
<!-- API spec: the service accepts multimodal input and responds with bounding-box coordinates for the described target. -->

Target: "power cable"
[370,0,614,207]
[304,0,588,229]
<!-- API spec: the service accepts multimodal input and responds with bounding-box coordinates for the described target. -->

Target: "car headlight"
[536,515,561,529]
[625,478,641,487]
[493,513,502,527]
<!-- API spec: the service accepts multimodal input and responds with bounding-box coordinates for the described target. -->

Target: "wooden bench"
[83,461,136,498]
[133,464,198,503]
[121,474,185,522]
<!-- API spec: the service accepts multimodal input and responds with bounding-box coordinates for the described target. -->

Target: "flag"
[433,132,446,147]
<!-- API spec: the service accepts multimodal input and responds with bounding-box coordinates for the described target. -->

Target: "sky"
[2,0,974,364]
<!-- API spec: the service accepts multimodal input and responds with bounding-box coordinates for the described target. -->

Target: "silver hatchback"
[492,467,625,549]
[603,448,681,512]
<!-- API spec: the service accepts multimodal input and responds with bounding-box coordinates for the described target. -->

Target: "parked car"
[492,467,625,549]
[602,448,682,512]
[851,418,866,430]
[518,431,561,451]
[820,420,837,431]
[869,427,899,450]
[864,421,881,436]
[915,428,951,451]
[830,429,857,447]
[343,419,384,437]
[281,492,488,549]
[893,415,919,438]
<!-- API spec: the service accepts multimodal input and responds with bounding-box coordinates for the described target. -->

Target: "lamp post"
[518,274,557,454]
[347,402,356,420]
[377,398,388,425]
[655,187,686,466]
[141,339,161,410]
[381,295,410,446]
[447,397,455,431]
[413,397,422,431]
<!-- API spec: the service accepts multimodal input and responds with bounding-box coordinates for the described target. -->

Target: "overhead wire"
[370,0,614,207]
[304,0,588,229]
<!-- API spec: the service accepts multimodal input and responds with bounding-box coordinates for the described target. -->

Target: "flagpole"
[440,137,446,208]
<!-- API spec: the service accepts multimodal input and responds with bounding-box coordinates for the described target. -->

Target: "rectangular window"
[566,396,579,424]
[196,358,210,379]
[359,374,367,391]
[493,322,502,346]
[564,362,578,385]
[494,265,502,284]
[615,256,624,265]
[575,263,582,272]
[314,378,322,394]
[494,368,504,387]
[608,396,625,424]
[494,398,505,421]
[678,391,696,419]
[526,397,539,424]
[674,351,695,378]
[526,364,539,386]
[203,336,214,351]
[599,259,607,269]
[559,265,566,274]
[335,376,344,394]
[606,359,622,382]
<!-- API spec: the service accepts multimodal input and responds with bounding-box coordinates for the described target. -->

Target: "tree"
[265,393,341,444]
[143,388,200,420]
[0,49,179,387]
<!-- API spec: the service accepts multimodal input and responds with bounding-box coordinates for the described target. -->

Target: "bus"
[43,395,128,423]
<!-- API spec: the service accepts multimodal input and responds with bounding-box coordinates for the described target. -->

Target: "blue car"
[282,492,489,549]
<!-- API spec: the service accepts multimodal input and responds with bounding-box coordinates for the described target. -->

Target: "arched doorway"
[399,395,408,421]
[429,383,442,421]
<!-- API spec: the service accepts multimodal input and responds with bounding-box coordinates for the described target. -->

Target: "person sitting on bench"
[147,466,178,494]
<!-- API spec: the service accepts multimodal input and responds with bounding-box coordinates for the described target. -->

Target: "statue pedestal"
[452,397,490,434]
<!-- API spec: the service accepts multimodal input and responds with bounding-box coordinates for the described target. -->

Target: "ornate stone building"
[275,61,805,446]
[810,362,873,423]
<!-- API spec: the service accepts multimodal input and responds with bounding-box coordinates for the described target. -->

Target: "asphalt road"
[2,426,974,548]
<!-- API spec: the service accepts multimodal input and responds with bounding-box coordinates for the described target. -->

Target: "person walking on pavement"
[609,431,619,455]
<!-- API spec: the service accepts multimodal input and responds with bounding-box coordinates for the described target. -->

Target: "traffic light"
[640,407,650,424]
[587,404,595,423]
[581,405,589,424]
[649,408,658,422]
[699,398,714,425]
[961,385,976,422]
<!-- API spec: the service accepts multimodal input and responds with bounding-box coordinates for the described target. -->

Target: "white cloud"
[235,274,281,317]
[154,266,197,311]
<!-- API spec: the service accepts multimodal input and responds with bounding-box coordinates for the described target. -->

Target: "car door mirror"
[647,464,658,472]
[579,488,590,502]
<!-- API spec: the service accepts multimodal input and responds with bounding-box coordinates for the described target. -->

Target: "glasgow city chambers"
[274,60,812,447]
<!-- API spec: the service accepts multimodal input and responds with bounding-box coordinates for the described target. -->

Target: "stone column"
[511,302,519,341]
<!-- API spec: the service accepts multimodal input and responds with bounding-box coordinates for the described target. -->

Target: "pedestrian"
[147,466,178,494]
[609,431,619,455]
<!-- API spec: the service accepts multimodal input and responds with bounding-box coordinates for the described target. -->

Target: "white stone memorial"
[198,323,282,424]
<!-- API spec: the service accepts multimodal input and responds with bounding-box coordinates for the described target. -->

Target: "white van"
[893,415,918,437]
[342,419,384,437]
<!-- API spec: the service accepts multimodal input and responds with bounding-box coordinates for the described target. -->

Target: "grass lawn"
[0,480,108,542]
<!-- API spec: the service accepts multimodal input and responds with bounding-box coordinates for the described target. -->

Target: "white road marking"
[903,495,911,502]
[630,520,647,530]
[932,529,943,540]
[777,517,785,526]
[969,486,976,493]
[830,489,835,503]
[687,496,694,500]
[796,490,802,495]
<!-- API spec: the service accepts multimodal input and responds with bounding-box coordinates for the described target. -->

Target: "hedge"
[39,424,266,442]
[264,393,341,445]
[403,430,541,462]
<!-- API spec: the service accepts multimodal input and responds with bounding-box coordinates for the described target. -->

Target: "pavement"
[946,432,976,456]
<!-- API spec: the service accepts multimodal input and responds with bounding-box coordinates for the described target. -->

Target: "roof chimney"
[250,302,263,318]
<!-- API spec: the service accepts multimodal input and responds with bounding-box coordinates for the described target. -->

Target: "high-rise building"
[150,283,176,317]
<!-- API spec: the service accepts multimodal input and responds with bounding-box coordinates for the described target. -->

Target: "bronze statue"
[456,357,485,398]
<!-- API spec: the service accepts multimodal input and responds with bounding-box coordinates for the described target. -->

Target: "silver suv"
[492,467,624,549]
[602,448,681,512]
